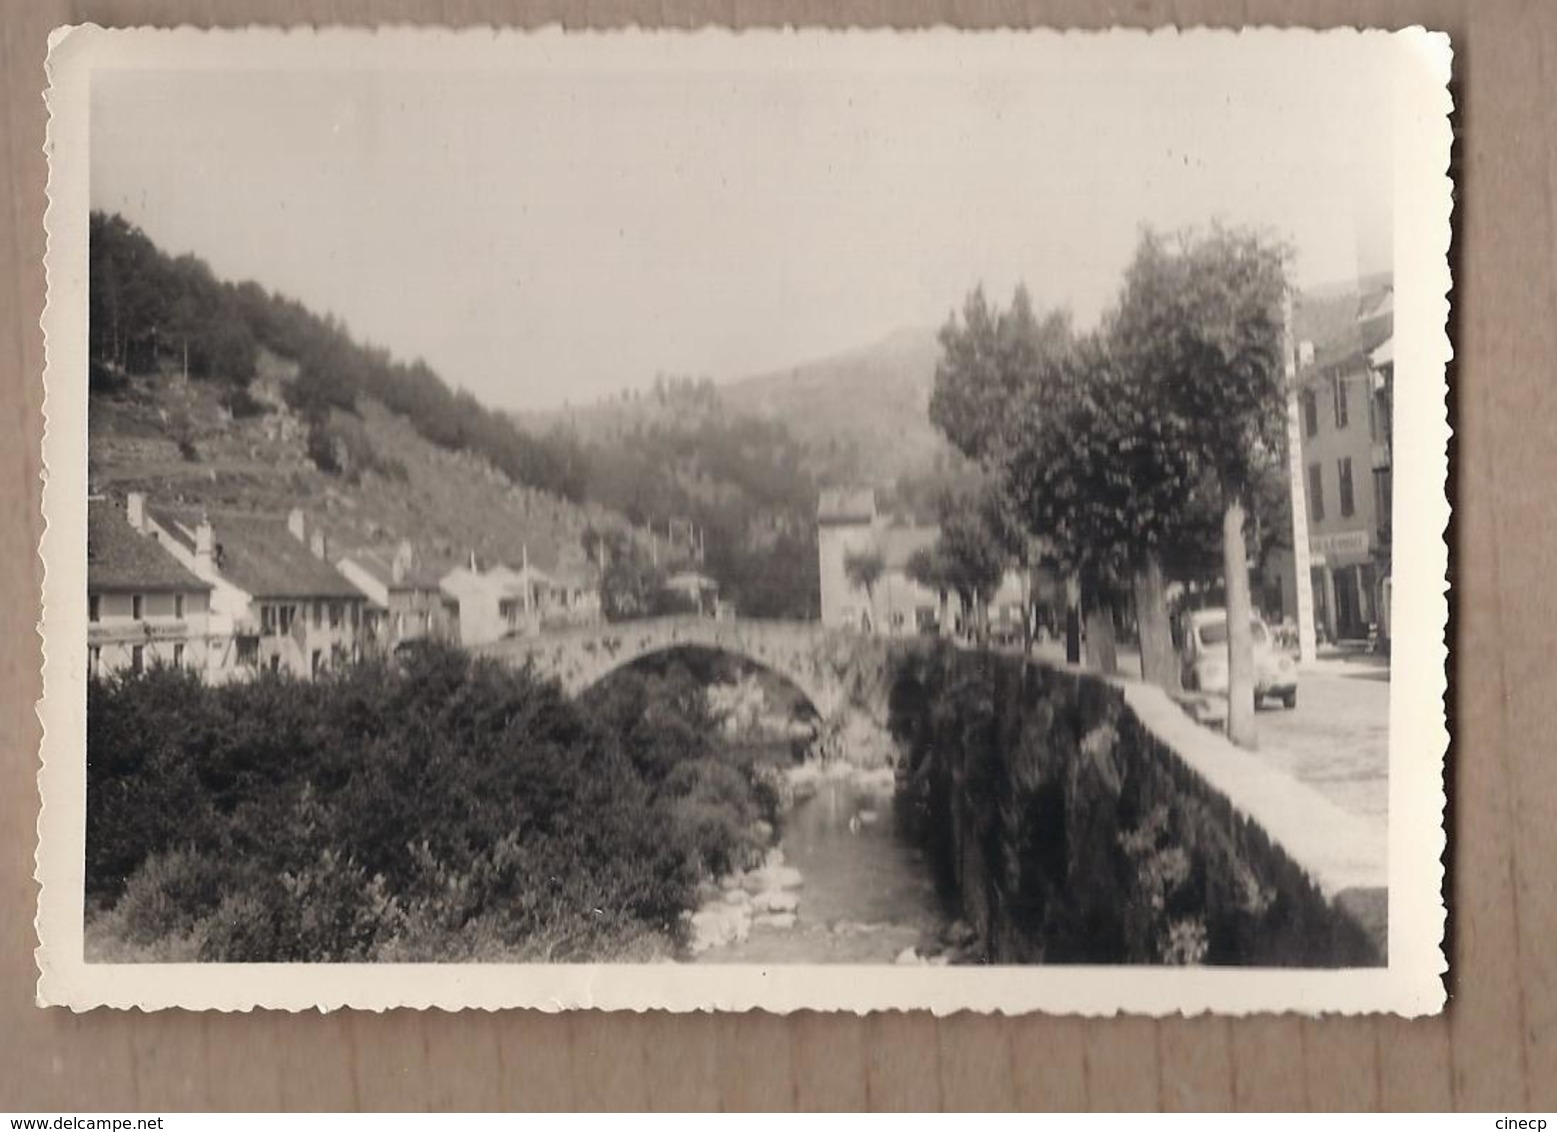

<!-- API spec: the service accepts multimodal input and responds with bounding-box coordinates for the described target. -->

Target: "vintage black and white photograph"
[37,26,1450,1013]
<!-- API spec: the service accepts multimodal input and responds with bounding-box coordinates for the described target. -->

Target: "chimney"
[310,529,328,561]
[288,508,307,543]
[126,492,146,533]
[195,520,215,577]
[392,539,413,585]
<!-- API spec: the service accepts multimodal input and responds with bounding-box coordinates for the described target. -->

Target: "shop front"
[1309,529,1376,643]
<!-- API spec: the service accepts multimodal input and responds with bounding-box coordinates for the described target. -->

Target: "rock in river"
[752,888,800,915]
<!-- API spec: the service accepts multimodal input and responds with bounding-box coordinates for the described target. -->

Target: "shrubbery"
[87,646,772,962]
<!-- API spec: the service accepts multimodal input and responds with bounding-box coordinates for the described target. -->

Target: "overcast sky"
[91,32,1396,412]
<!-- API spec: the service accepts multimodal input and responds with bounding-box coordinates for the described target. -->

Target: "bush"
[220,385,269,419]
[85,644,765,961]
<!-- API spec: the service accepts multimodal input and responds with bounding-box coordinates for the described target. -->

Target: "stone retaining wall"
[889,644,1385,967]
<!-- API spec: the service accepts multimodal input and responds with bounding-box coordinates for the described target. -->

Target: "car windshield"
[1196,618,1268,646]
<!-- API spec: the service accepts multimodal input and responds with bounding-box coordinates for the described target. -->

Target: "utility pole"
[1283,289,1318,664]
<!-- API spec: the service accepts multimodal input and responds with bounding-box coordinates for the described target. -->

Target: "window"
[329,602,342,629]
[312,601,322,629]
[1338,457,1356,517]
[269,654,281,674]
[237,638,259,667]
[174,594,185,620]
[131,594,144,621]
[131,645,144,675]
[261,604,276,636]
[1332,373,1349,429]
[89,594,100,622]
[1375,468,1393,530]
[279,605,295,635]
[1308,463,1325,522]
[311,649,323,677]
[173,643,185,668]
[1302,390,1319,438]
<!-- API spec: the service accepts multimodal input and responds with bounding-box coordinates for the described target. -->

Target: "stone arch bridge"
[475,615,910,721]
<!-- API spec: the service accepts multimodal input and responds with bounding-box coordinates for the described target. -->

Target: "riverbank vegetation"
[86,645,778,962]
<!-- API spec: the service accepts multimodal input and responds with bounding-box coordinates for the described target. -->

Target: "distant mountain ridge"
[717,326,954,486]
[522,326,956,489]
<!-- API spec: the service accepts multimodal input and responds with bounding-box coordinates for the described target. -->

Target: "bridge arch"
[475,616,902,724]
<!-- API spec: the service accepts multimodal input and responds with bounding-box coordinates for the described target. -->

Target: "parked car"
[1180,607,1298,709]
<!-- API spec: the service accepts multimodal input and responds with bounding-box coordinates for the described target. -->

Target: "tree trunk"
[1084,591,1118,675]
[1133,553,1179,690]
[1223,495,1258,748]
[1064,574,1082,664]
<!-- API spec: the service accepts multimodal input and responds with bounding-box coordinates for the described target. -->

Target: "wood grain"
[1,0,1548,1112]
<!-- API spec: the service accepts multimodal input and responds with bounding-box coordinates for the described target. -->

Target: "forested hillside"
[89,211,588,503]
[87,213,826,616]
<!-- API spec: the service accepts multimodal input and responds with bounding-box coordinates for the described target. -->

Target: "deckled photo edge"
[36,24,1452,1015]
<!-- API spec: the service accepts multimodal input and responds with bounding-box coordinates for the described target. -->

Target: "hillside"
[89,355,624,579]
[718,327,954,486]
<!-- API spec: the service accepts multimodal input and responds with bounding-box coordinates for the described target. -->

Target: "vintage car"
[1180,607,1298,709]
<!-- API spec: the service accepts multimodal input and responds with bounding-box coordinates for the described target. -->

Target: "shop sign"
[1310,529,1372,560]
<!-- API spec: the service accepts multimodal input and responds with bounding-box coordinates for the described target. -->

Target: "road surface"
[1256,664,1391,830]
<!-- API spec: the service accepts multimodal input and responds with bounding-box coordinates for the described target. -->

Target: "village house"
[143,498,368,679]
[87,496,214,678]
[335,541,459,652]
[438,560,531,647]
[440,545,603,645]
[1265,282,1394,643]
[817,487,1036,637]
[535,551,604,630]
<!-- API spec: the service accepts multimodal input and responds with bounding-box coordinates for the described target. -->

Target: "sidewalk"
[1304,643,1391,680]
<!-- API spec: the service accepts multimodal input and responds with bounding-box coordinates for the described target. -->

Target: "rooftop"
[338,546,446,592]
[1298,282,1395,383]
[150,506,365,601]
[88,500,211,595]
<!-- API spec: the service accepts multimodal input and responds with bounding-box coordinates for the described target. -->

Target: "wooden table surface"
[3,0,1551,1112]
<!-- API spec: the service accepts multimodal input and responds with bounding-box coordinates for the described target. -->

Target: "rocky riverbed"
[686,760,974,964]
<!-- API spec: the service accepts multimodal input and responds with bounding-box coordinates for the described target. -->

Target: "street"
[1256,661,1390,833]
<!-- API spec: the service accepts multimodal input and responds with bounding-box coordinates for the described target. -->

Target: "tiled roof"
[149,506,365,601]
[1302,310,1394,379]
[88,501,212,594]
[339,546,446,592]
[1295,277,1394,384]
[818,487,877,525]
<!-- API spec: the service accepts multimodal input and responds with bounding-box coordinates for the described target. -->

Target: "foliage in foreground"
[87,647,772,962]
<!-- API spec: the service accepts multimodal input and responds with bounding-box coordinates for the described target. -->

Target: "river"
[694,770,951,965]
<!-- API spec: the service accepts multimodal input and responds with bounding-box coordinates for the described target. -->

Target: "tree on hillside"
[843,548,886,631]
[1110,225,1291,747]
